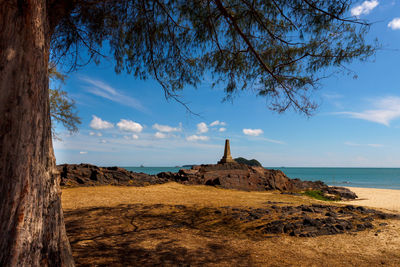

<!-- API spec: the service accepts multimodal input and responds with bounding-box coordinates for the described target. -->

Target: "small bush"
[303,190,338,201]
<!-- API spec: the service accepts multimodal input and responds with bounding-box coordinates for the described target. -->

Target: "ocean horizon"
[123,166,400,190]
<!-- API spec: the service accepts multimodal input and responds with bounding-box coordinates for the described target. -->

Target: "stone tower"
[218,139,236,164]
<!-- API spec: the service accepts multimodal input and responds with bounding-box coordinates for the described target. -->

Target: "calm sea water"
[123,167,400,190]
[125,167,190,175]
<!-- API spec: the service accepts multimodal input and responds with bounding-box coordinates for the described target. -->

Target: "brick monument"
[218,139,236,164]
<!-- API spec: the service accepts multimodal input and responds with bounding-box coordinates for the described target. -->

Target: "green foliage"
[49,63,67,83]
[234,157,262,167]
[51,0,376,115]
[303,190,339,201]
[49,65,81,137]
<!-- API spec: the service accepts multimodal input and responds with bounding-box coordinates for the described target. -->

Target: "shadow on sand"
[64,204,254,266]
[65,202,399,266]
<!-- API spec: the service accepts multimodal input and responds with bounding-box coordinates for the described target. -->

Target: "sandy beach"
[341,187,400,213]
[62,183,400,266]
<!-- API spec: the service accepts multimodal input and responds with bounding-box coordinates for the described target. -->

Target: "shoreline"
[340,186,400,213]
[346,186,400,191]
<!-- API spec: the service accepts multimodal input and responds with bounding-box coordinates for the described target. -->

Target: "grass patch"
[303,190,337,201]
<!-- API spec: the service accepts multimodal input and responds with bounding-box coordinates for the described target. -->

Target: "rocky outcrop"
[58,163,358,200]
[157,163,357,200]
[58,164,169,187]
[158,163,295,191]
[290,179,358,200]
[212,203,399,237]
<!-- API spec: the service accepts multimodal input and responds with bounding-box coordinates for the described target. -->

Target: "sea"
[124,167,400,190]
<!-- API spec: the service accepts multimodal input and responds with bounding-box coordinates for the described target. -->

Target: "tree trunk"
[0,1,74,266]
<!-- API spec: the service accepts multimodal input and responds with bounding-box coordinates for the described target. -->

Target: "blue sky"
[54,1,400,167]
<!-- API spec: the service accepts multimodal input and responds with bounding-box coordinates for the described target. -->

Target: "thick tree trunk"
[0,1,74,266]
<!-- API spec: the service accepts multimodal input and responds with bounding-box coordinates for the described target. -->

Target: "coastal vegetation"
[234,157,262,167]
[303,190,339,201]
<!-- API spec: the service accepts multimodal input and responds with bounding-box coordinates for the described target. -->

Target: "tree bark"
[0,1,74,266]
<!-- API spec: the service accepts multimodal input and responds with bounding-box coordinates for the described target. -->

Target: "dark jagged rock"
[162,163,295,192]
[327,186,358,199]
[58,163,358,200]
[290,179,357,200]
[188,204,399,238]
[58,163,168,187]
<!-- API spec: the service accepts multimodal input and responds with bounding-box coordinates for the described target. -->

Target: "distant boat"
[140,165,144,168]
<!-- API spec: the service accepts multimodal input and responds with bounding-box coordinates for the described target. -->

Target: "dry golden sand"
[340,187,400,213]
[61,182,317,210]
[62,183,400,266]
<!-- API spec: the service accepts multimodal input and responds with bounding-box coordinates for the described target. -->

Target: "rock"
[263,221,285,234]
[174,163,357,199]
[301,205,315,213]
[364,222,373,229]
[327,186,358,199]
[325,211,337,217]
[174,163,296,192]
[57,163,358,200]
[356,224,366,231]
[344,205,356,210]
[58,163,164,187]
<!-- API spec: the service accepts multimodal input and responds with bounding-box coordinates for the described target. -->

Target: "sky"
[54,1,400,167]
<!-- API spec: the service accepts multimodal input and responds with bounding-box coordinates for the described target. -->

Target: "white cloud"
[186,135,209,141]
[210,120,220,126]
[152,123,181,132]
[344,141,360,146]
[368,143,383,148]
[345,141,383,148]
[124,134,139,140]
[89,131,102,137]
[100,139,107,143]
[79,151,88,154]
[260,137,285,145]
[197,122,208,134]
[155,132,167,139]
[337,96,400,126]
[90,115,114,130]
[243,128,263,136]
[351,0,379,16]
[81,76,146,112]
[388,18,400,30]
[219,127,226,132]
[117,119,143,133]
[210,120,226,127]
